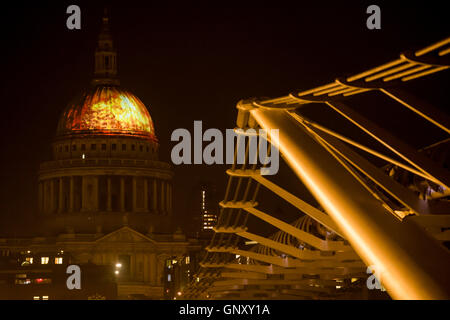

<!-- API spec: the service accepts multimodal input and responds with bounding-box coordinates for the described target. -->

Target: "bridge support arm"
[250,107,450,299]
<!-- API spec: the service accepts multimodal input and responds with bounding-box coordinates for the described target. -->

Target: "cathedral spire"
[92,8,120,86]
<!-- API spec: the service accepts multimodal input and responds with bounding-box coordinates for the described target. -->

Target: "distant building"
[199,183,218,232]
[0,10,201,300]
[0,250,117,300]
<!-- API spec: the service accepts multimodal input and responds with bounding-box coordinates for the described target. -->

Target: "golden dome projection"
[57,86,156,140]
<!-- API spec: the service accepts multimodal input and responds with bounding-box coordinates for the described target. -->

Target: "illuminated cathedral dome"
[56,9,156,141]
[56,86,156,141]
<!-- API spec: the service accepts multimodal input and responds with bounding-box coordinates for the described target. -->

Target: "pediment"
[96,226,154,244]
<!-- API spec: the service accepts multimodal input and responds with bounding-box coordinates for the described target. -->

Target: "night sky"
[0,1,448,236]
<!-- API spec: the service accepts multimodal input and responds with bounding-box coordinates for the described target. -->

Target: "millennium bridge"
[185,38,450,300]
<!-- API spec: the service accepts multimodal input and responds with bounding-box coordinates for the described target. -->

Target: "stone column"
[81,176,87,212]
[132,176,137,211]
[69,176,74,212]
[153,179,158,213]
[144,254,149,282]
[170,184,173,214]
[157,256,165,285]
[160,180,165,214]
[107,177,112,212]
[38,182,43,214]
[93,176,99,211]
[43,180,49,214]
[166,183,171,215]
[58,178,64,213]
[144,178,149,212]
[50,179,55,213]
[131,254,135,280]
[169,184,173,214]
[120,177,125,212]
[150,253,157,285]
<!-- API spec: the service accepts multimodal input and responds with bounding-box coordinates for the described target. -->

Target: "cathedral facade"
[0,12,200,299]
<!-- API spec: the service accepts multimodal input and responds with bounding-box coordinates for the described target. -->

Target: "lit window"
[42,296,49,300]
[33,296,40,300]
[41,257,49,265]
[15,279,31,285]
[167,274,172,282]
[26,257,33,264]
[185,256,190,264]
[55,257,63,264]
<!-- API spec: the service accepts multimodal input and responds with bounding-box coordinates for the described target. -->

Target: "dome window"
[91,144,97,151]
[81,144,86,151]
[112,144,117,151]
[101,144,107,151]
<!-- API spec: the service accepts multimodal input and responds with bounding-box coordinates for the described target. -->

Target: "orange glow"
[57,86,156,140]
